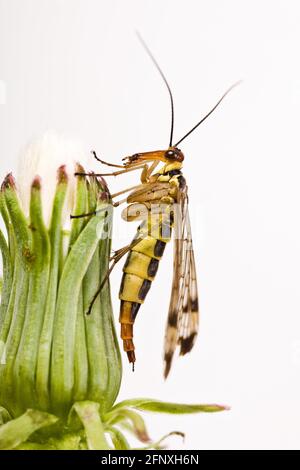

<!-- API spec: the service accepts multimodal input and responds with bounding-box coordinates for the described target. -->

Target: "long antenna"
[174,81,241,147]
[136,31,175,147]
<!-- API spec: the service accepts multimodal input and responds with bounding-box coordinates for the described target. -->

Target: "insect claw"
[86,305,92,316]
[70,211,96,219]
[91,150,105,165]
[111,247,124,259]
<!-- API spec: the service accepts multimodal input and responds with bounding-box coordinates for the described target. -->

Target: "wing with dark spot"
[163,188,199,378]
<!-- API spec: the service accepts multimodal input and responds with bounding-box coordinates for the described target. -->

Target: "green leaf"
[111,398,229,414]
[68,401,110,450]
[133,431,185,450]
[0,409,58,450]
[106,409,151,443]
[14,432,83,450]
[106,426,131,450]
[0,406,11,425]
[48,432,82,450]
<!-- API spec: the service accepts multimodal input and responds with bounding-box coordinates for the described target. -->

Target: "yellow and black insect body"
[118,156,186,366]
[72,34,239,377]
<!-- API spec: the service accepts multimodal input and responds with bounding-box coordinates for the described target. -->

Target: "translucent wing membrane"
[163,188,199,378]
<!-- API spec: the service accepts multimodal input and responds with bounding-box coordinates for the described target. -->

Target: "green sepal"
[2,174,33,266]
[13,177,51,412]
[50,203,109,417]
[0,229,12,329]
[68,401,110,450]
[133,431,185,451]
[0,406,11,425]
[106,408,151,443]
[0,409,58,450]
[36,167,68,410]
[110,398,229,414]
[106,426,131,450]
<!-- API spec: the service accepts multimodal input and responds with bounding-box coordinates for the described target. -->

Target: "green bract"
[0,166,120,420]
[0,152,227,450]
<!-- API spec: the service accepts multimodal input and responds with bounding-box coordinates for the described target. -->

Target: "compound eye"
[165,150,175,159]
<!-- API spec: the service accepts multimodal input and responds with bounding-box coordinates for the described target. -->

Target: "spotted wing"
[163,188,199,378]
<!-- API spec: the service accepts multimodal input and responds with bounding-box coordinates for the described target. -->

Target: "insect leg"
[113,197,130,208]
[87,216,161,315]
[144,161,160,182]
[138,161,160,183]
[75,164,146,178]
[70,206,108,220]
[86,237,145,315]
[111,184,143,199]
[91,150,124,168]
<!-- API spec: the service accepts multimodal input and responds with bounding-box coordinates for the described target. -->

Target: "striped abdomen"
[119,219,172,366]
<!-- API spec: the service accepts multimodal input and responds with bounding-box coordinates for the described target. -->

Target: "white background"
[1,0,300,450]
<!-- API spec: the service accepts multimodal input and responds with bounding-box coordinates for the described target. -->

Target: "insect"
[73,35,240,377]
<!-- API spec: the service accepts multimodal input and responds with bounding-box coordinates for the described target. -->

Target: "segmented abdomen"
[119,219,172,365]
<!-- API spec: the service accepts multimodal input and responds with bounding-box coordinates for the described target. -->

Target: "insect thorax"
[156,161,186,192]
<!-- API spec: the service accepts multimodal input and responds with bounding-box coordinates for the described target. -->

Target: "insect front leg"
[140,161,159,183]
[91,150,124,168]
[70,205,109,220]
[75,163,147,178]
